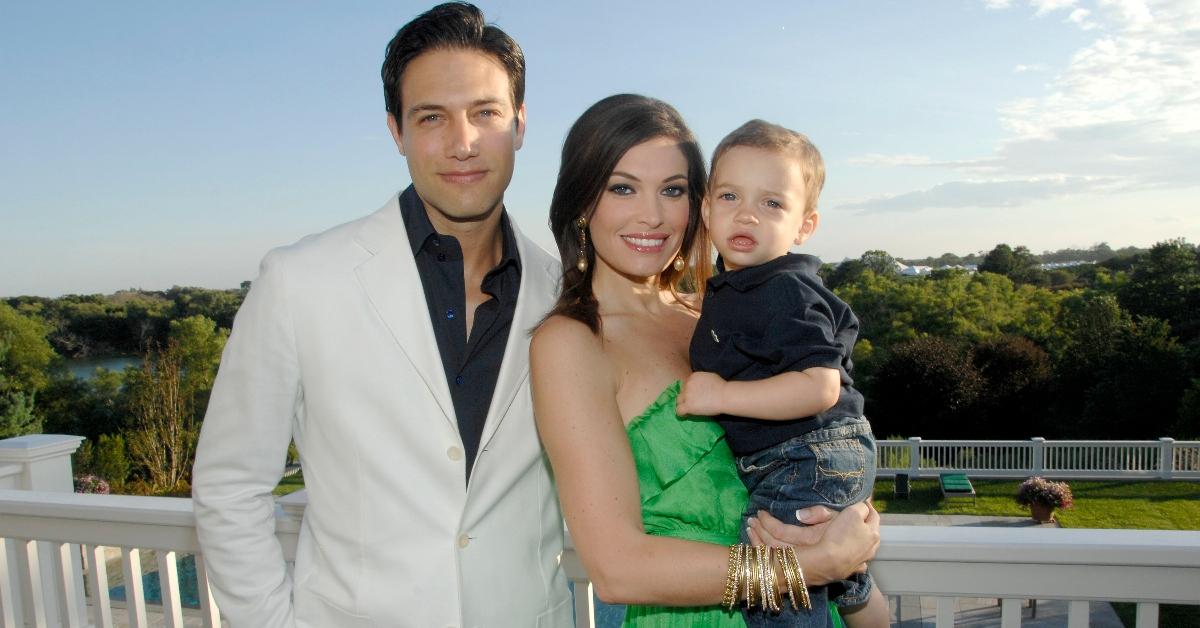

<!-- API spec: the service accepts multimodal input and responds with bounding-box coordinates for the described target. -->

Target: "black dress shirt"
[690,253,865,456]
[399,185,521,481]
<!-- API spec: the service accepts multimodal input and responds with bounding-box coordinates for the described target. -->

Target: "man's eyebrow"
[406,103,444,118]
[406,99,506,118]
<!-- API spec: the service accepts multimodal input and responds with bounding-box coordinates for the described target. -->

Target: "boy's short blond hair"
[710,119,825,215]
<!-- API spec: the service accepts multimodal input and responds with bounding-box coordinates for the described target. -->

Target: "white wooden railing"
[878,437,1200,480]
[2,489,1199,627]
[2,434,1199,627]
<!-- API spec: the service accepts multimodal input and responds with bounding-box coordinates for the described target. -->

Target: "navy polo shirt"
[400,185,521,481]
[690,253,864,456]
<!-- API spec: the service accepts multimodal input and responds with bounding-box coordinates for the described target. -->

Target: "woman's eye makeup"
[662,185,686,197]
[608,183,634,195]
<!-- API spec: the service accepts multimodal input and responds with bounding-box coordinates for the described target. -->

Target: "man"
[191,4,572,626]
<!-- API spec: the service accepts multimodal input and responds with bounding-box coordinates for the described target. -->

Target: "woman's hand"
[748,506,836,547]
[748,503,880,586]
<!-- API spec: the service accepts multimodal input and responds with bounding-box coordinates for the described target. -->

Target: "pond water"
[109,554,202,608]
[65,356,140,380]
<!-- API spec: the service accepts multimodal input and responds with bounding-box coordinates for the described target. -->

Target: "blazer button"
[457,534,470,549]
[447,446,464,461]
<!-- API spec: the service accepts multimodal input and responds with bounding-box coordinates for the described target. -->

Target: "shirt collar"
[709,253,823,292]
[398,184,522,274]
[400,185,438,254]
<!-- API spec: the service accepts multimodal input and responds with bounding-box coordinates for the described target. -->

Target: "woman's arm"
[532,316,880,605]
[532,316,730,606]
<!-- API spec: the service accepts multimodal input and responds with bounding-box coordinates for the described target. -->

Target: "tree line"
[1,287,237,494]
[0,240,1196,494]
[823,239,1199,442]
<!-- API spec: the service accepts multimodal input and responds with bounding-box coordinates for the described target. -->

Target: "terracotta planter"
[1029,502,1055,523]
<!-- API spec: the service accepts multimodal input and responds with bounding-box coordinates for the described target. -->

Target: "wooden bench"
[940,473,976,505]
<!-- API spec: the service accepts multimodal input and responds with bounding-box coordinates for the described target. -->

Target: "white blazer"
[192,195,572,628]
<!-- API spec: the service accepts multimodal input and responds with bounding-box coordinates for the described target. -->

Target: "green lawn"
[873,478,1200,530]
[273,471,305,496]
[874,477,1200,627]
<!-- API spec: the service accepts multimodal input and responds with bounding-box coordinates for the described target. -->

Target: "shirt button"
[457,534,470,549]
[447,446,463,461]
[455,375,465,386]
[445,308,456,320]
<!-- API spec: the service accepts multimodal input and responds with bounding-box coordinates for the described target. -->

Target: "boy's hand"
[676,372,728,417]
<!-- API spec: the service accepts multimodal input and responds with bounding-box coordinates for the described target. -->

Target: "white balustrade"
[2,488,1199,628]
[877,436,1200,480]
[2,434,1198,627]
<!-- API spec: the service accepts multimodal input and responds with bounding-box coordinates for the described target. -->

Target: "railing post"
[908,437,922,480]
[1031,437,1045,476]
[0,434,88,627]
[1159,437,1175,480]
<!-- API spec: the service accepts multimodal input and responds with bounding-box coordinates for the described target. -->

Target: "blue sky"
[2,1,1196,296]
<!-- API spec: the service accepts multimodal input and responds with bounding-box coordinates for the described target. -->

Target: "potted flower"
[1015,476,1073,522]
[73,474,111,495]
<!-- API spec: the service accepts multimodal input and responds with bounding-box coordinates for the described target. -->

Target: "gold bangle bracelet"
[784,546,811,611]
[767,546,782,612]
[777,545,800,611]
[722,544,739,610]
[743,543,755,608]
[758,542,768,612]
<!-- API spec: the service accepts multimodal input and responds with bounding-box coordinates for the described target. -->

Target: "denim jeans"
[737,417,876,628]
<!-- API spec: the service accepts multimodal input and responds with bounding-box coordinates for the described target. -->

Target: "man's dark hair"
[381,2,526,118]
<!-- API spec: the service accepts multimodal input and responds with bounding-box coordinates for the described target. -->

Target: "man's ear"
[794,211,820,246]
[386,113,405,156]
[513,103,527,151]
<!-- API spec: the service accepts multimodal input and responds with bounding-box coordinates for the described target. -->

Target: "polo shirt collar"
[710,253,822,291]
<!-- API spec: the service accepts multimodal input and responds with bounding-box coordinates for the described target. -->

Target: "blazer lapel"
[353,197,458,434]
[476,227,558,453]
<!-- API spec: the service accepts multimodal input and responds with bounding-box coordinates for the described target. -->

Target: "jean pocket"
[810,438,866,506]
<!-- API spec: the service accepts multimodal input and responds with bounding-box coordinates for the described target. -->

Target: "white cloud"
[984,0,1015,9]
[1067,8,1098,28]
[840,177,1111,213]
[849,154,938,166]
[848,0,1200,214]
[847,153,997,171]
[1031,0,1078,16]
[1014,63,1050,72]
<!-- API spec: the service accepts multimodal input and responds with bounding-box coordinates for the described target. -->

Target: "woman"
[530,94,879,626]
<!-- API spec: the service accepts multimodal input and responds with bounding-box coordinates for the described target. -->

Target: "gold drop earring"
[673,255,686,272]
[575,216,589,272]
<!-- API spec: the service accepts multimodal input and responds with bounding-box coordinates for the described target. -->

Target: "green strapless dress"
[621,381,747,627]
[620,382,846,628]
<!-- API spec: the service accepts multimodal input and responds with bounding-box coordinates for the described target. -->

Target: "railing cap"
[0,434,84,463]
[879,525,1200,569]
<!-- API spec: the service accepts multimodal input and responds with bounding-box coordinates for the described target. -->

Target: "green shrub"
[94,434,130,490]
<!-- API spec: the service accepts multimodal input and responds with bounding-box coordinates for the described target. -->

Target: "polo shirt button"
[457,534,470,549]
[447,446,463,461]
[455,375,464,386]
[445,308,456,320]
[437,253,447,261]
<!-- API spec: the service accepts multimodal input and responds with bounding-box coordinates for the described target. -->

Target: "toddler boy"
[677,120,886,628]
